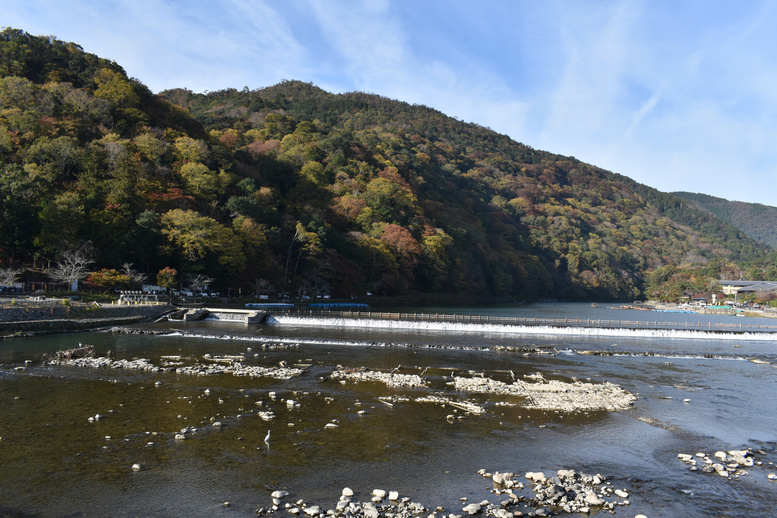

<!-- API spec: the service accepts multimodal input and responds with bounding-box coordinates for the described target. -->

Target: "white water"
[271,315,777,341]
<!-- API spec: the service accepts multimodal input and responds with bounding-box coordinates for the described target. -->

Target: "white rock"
[584,491,605,506]
[342,487,354,497]
[767,473,777,480]
[131,463,142,471]
[303,505,320,515]
[462,503,482,515]
[714,451,727,460]
[174,433,185,440]
[492,472,514,486]
[372,489,387,499]
[388,491,399,501]
[272,490,289,499]
[525,471,546,482]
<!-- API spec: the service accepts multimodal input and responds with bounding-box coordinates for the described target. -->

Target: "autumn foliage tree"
[156,267,177,291]
[85,268,129,293]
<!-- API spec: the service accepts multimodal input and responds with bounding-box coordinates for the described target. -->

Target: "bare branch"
[0,267,23,288]
[48,243,96,291]
[121,263,148,288]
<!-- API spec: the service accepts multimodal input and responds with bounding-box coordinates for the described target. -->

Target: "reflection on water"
[1,303,776,517]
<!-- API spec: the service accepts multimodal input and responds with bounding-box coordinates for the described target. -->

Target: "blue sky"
[3,0,777,205]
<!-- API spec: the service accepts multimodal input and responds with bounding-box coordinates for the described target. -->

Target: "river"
[0,302,776,517]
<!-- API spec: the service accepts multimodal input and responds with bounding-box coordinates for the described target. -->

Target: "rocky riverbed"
[254,468,642,517]
[47,347,305,380]
[331,367,635,412]
[677,447,777,481]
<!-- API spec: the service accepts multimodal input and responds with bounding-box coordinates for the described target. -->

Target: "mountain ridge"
[673,191,777,248]
[1,29,773,303]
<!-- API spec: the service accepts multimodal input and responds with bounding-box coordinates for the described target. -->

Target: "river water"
[1,303,776,517]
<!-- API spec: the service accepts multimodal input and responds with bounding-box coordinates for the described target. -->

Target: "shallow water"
[1,303,776,517]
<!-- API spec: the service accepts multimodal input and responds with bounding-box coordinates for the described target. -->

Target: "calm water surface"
[1,303,776,517]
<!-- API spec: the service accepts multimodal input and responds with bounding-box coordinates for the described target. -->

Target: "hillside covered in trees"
[673,191,777,249]
[1,29,774,302]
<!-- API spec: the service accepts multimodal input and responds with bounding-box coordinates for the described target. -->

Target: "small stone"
[388,491,399,501]
[614,489,628,498]
[372,489,387,499]
[767,473,777,480]
[131,463,141,471]
[271,490,289,499]
[342,487,354,497]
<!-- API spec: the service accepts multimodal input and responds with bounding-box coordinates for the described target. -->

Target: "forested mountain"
[673,191,777,248]
[1,29,773,302]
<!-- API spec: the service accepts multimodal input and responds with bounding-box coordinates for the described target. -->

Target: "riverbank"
[0,298,173,337]
[645,302,777,319]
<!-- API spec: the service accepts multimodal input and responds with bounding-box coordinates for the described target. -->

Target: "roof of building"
[719,280,777,292]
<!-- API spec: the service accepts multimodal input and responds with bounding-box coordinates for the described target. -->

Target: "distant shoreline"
[0,298,173,337]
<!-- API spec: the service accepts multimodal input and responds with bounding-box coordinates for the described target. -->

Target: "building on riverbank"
[719,280,777,301]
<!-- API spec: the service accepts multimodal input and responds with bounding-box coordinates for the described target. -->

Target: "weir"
[177,308,269,324]
[270,315,777,340]
[270,310,777,336]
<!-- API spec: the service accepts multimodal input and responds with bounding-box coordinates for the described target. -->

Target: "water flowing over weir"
[269,314,777,341]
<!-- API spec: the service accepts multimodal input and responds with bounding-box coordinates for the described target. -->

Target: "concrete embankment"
[0,299,173,337]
